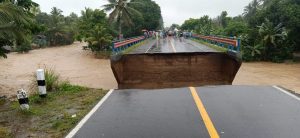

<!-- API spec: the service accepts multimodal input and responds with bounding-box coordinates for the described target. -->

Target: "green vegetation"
[35,7,78,46]
[0,0,35,58]
[123,0,163,37]
[0,127,11,138]
[181,0,300,62]
[102,0,163,38]
[103,0,141,35]
[30,67,60,92]
[77,8,113,52]
[0,67,108,137]
[76,0,162,53]
[0,0,163,58]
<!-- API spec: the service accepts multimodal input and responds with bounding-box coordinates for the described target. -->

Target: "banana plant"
[258,19,287,47]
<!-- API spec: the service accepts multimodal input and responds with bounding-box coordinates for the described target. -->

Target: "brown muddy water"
[0,42,117,97]
[0,42,299,97]
[234,62,300,93]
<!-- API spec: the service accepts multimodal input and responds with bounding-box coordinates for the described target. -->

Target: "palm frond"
[108,0,117,3]
[122,8,133,26]
[127,7,142,17]
[102,3,116,11]
[108,9,118,22]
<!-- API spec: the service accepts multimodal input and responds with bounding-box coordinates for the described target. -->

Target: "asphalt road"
[66,37,300,138]
[129,37,216,54]
[70,86,300,138]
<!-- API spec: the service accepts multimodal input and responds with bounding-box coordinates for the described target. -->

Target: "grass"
[0,68,108,137]
[30,66,60,92]
[192,38,228,52]
[0,85,107,137]
[44,67,60,91]
[0,127,12,138]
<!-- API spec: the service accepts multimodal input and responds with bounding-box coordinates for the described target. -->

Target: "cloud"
[154,0,252,26]
[33,0,252,26]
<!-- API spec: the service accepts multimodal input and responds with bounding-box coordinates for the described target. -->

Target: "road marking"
[145,44,153,53]
[189,87,219,138]
[168,38,177,52]
[145,40,158,53]
[273,85,300,101]
[65,89,114,138]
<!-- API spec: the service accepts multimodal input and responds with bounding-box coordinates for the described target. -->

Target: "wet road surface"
[158,37,216,53]
[67,37,300,138]
[129,37,216,54]
[70,86,300,138]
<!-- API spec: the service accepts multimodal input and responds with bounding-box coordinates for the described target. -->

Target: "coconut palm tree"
[243,0,261,20]
[0,2,31,37]
[85,25,113,52]
[0,1,31,58]
[102,0,141,36]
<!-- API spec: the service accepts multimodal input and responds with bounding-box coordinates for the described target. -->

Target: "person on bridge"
[144,31,148,38]
[179,31,184,42]
[174,31,177,38]
[160,31,164,39]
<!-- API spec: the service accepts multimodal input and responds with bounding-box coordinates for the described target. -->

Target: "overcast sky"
[33,0,252,26]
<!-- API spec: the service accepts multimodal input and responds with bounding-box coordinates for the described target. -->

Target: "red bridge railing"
[192,34,241,52]
[112,36,145,53]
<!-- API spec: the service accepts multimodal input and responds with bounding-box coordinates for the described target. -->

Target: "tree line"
[180,0,299,62]
[0,0,163,58]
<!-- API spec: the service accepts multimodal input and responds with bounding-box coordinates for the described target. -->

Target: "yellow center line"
[189,87,220,138]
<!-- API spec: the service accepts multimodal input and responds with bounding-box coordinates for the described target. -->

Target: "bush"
[31,66,87,93]
[58,81,87,92]
[16,40,32,53]
[33,35,48,48]
[44,67,60,91]
[47,31,75,46]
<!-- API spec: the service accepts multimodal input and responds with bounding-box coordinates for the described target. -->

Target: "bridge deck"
[69,86,300,138]
[129,37,217,54]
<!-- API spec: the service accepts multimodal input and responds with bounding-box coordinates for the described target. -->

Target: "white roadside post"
[17,89,29,110]
[36,69,47,98]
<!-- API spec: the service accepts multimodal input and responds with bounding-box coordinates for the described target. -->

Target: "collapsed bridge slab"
[111,52,241,89]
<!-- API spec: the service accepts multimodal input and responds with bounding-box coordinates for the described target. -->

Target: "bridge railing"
[112,36,146,53]
[192,34,241,52]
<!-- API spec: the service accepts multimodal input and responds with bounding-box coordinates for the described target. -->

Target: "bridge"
[66,36,300,138]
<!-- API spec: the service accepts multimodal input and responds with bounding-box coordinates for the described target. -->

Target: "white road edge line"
[65,89,114,138]
[273,85,300,101]
[145,40,158,53]
[145,44,153,53]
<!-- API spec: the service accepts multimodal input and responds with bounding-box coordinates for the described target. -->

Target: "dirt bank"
[0,42,117,97]
[1,43,299,97]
